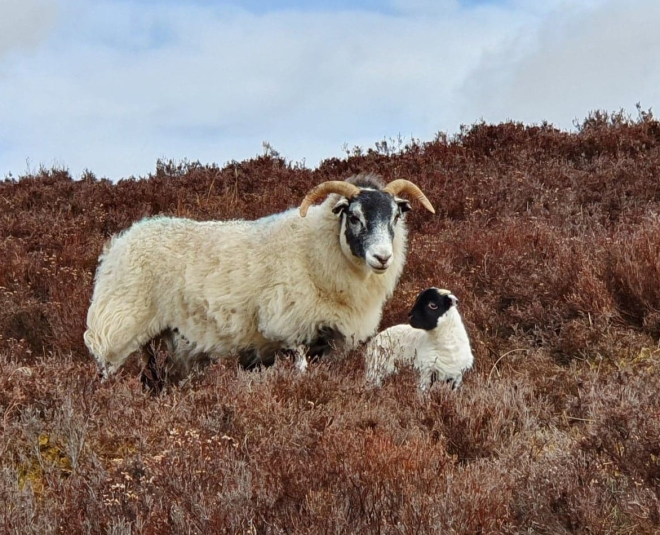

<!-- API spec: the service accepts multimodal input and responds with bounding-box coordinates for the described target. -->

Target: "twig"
[487,349,528,383]
[565,416,594,423]
[206,176,216,204]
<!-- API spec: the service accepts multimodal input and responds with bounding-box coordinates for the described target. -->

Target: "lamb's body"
[364,290,473,390]
[84,184,411,377]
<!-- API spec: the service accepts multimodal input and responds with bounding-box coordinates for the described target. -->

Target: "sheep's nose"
[373,253,392,265]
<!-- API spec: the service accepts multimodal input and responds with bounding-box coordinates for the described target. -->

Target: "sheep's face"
[333,189,410,274]
[408,288,458,330]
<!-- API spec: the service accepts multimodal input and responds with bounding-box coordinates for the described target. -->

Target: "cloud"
[463,0,660,128]
[0,0,656,180]
[0,0,58,56]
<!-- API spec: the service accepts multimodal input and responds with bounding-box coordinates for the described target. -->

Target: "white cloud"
[0,0,657,180]
[0,0,58,56]
[464,0,660,128]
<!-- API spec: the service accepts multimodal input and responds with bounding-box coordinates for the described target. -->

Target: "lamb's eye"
[349,215,361,225]
[428,303,438,310]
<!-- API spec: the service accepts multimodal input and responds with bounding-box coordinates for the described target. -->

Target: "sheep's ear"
[332,198,349,216]
[395,198,412,213]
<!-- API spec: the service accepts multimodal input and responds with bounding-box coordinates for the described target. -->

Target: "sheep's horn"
[382,179,435,214]
[299,181,361,217]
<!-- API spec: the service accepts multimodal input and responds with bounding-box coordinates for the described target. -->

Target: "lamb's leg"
[417,369,434,393]
[364,338,400,388]
[364,367,384,388]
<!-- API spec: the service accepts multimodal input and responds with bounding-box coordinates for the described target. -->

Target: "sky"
[0,0,658,180]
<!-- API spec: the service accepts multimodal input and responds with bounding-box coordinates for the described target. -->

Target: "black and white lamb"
[364,288,474,390]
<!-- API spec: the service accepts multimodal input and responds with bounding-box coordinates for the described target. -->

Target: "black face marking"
[340,190,402,260]
[408,288,455,330]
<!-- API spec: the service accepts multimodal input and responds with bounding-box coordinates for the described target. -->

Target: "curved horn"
[299,181,361,217]
[382,179,435,214]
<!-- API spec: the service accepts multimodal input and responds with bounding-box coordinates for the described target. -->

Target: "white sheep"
[364,288,474,391]
[84,173,435,380]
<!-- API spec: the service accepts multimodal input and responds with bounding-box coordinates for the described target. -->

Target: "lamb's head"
[299,174,435,274]
[408,288,458,330]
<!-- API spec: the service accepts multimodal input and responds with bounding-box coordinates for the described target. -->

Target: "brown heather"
[2,109,660,533]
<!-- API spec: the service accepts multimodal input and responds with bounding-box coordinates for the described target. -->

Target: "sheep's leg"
[239,348,275,370]
[164,329,197,380]
[307,327,345,361]
[139,330,176,393]
[293,345,309,372]
[140,347,163,393]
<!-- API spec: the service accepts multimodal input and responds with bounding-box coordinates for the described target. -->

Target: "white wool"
[84,194,408,377]
[364,306,473,391]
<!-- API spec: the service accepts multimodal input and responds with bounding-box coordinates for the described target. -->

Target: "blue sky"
[1,0,658,180]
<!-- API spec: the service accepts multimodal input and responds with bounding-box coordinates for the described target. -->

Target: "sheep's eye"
[349,215,361,225]
[428,303,438,310]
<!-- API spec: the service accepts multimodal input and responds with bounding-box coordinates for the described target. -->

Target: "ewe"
[364,288,474,391]
[84,173,435,380]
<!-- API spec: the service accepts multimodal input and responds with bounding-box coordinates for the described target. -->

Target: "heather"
[1,110,660,533]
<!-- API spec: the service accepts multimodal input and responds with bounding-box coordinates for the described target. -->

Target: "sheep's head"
[408,288,458,330]
[299,174,435,274]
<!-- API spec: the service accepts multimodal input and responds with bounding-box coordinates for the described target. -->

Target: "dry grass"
[2,109,660,533]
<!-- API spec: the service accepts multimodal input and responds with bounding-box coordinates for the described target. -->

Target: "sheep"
[83,173,435,381]
[364,288,474,391]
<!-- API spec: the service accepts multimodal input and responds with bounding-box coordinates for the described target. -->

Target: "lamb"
[83,173,435,380]
[364,288,474,391]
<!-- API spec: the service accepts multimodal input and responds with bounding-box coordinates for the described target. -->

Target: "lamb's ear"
[332,198,350,216]
[395,198,412,213]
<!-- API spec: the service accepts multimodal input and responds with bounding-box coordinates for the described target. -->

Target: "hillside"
[1,110,660,533]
